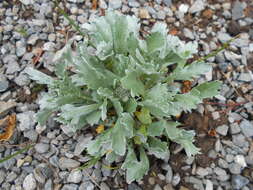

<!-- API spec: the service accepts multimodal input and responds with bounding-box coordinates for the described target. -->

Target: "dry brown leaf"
[0,114,16,141]
[181,80,192,94]
[202,9,213,19]
[169,28,179,35]
[92,0,97,10]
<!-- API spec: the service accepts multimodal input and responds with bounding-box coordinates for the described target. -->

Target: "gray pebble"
[67,0,84,3]
[183,28,194,40]
[0,75,9,92]
[165,164,173,183]
[196,167,209,177]
[0,170,6,184]
[217,32,232,43]
[238,73,253,82]
[27,35,39,45]
[232,134,247,147]
[44,179,53,190]
[16,41,26,57]
[240,120,253,137]
[128,183,142,190]
[79,181,95,190]
[228,163,242,174]
[23,174,37,190]
[230,123,241,134]
[216,125,229,136]
[189,0,205,14]
[67,170,82,183]
[214,167,229,181]
[232,175,249,189]
[62,184,79,190]
[59,157,80,169]
[100,182,110,190]
[218,158,228,169]
[17,111,36,131]
[154,184,162,190]
[109,0,122,9]
[232,1,244,20]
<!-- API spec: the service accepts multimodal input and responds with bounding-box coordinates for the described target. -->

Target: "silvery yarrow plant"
[27,11,221,183]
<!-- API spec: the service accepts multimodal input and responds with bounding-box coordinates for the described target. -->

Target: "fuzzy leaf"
[122,146,149,184]
[135,107,152,125]
[121,70,145,96]
[194,81,221,99]
[147,137,168,159]
[164,121,200,156]
[25,67,54,85]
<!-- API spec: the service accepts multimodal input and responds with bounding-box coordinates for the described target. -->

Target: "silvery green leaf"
[86,111,101,125]
[135,107,152,125]
[105,151,120,163]
[121,70,145,96]
[119,113,134,138]
[173,62,212,80]
[36,109,55,126]
[111,119,126,156]
[193,81,221,99]
[164,121,200,156]
[25,67,54,85]
[100,99,107,121]
[147,120,167,137]
[122,146,149,184]
[125,98,137,113]
[174,91,202,112]
[147,137,168,159]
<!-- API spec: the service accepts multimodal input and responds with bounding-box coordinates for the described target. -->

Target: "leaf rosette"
[26,11,221,183]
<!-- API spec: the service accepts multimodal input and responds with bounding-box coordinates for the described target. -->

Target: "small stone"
[205,179,213,190]
[238,73,253,82]
[62,184,78,190]
[216,125,229,136]
[234,155,247,168]
[183,28,194,40]
[189,0,205,14]
[23,174,36,190]
[27,35,39,45]
[232,1,244,20]
[154,184,162,190]
[20,0,34,5]
[179,186,189,190]
[16,41,26,57]
[67,0,84,3]
[165,165,173,183]
[60,125,74,136]
[196,167,209,177]
[35,143,49,154]
[17,111,36,131]
[59,157,80,169]
[48,33,56,42]
[232,134,247,147]
[44,179,53,190]
[100,182,110,190]
[5,61,20,74]
[218,159,228,169]
[128,0,140,7]
[163,0,172,6]
[230,123,241,134]
[0,101,16,117]
[240,120,253,137]
[43,42,55,51]
[212,111,220,120]
[231,175,249,189]
[108,0,122,9]
[172,173,180,186]
[179,4,189,13]
[33,164,53,184]
[214,167,229,181]
[139,8,150,19]
[226,154,234,163]
[228,163,242,174]
[67,170,82,183]
[148,177,155,185]
[0,75,9,92]
[217,32,232,43]
[80,181,94,190]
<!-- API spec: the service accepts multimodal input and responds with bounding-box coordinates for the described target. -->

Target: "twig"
[194,34,241,63]
[82,169,101,189]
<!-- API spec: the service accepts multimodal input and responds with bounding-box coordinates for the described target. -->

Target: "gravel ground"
[0,0,253,190]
